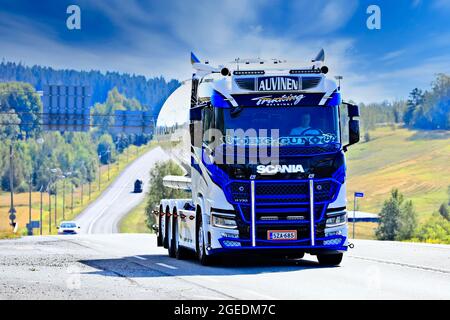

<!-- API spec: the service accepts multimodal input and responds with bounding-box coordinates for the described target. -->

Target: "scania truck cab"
[156,51,360,266]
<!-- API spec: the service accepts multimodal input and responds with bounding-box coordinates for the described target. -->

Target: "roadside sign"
[42,85,92,132]
[354,192,364,198]
[112,110,155,134]
[30,221,40,229]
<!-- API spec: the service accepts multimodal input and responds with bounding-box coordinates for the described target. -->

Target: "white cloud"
[379,50,405,62]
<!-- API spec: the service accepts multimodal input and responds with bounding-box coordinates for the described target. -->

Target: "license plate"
[267,230,297,240]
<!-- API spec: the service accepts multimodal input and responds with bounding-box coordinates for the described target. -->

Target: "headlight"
[211,214,237,229]
[326,213,347,227]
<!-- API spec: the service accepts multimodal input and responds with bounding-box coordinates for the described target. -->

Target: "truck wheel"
[163,209,169,249]
[168,214,176,258]
[196,214,213,266]
[317,253,343,266]
[157,212,163,247]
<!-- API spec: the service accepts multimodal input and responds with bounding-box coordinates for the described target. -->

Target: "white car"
[57,221,80,235]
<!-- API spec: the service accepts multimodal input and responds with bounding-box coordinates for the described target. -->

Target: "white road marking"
[86,186,124,234]
[133,255,147,260]
[156,263,178,270]
[348,255,450,274]
[244,289,276,300]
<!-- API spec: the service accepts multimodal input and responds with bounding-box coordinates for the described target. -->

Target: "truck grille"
[227,180,337,204]
[226,179,340,224]
[238,203,325,222]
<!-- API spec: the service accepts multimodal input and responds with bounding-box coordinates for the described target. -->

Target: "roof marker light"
[289,69,322,74]
[233,70,265,75]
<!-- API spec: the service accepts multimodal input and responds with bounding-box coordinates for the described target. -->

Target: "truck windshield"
[215,106,340,146]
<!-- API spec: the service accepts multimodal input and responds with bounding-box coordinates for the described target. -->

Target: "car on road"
[57,221,80,235]
[133,179,143,193]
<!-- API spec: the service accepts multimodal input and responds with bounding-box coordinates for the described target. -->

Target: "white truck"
[154,50,360,266]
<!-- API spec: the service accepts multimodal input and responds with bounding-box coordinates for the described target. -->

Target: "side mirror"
[343,102,360,151]
[349,119,360,145]
[347,103,360,118]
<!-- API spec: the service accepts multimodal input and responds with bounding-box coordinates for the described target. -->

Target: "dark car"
[133,179,143,193]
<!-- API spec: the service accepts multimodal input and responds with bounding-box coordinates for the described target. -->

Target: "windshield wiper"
[230,106,244,118]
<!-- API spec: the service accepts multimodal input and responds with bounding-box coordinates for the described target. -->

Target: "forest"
[0,61,180,116]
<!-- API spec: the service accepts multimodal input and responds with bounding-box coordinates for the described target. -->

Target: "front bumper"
[206,222,348,255]
[218,234,346,250]
[207,177,348,255]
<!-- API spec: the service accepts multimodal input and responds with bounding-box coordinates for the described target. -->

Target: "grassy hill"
[347,126,450,223]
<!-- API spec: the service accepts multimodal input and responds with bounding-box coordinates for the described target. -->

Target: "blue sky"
[0,0,450,103]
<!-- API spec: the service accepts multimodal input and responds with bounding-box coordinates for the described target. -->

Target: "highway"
[75,146,168,234]
[0,234,449,299]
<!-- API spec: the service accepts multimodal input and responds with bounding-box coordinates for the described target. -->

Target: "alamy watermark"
[367,5,381,30]
[66,5,81,30]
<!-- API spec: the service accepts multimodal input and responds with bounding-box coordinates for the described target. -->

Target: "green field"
[347,126,450,225]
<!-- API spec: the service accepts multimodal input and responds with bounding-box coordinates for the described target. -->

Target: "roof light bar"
[233,70,265,75]
[289,69,322,74]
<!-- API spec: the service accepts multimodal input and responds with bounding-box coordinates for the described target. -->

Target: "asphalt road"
[75,146,168,234]
[0,234,449,299]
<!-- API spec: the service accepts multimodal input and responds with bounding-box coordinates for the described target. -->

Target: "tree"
[144,161,189,230]
[438,203,450,221]
[397,200,417,240]
[376,189,403,240]
[97,134,116,164]
[403,88,423,127]
[376,189,417,241]
[0,82,42,137]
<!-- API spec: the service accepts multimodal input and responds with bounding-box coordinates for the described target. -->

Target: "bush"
[412,213,450,244]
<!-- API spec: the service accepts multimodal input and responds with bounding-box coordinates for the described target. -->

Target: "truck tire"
[168,211,176,258]
[317,253,343,266]
[157,209,163,247]
[163,208,170,249]
[196,213,214,266]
